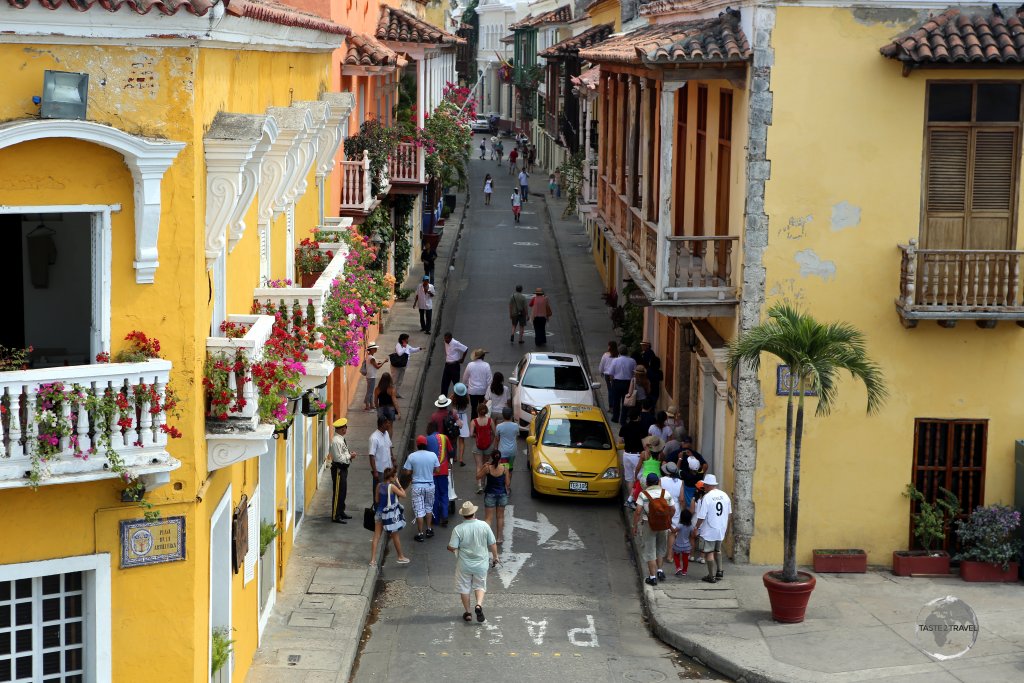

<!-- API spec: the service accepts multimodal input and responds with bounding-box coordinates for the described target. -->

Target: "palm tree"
[727,302,887,583]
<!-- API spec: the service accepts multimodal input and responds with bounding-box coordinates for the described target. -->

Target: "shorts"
[511,313,527,327]
[512,206,521,216]
[411,484,435,519]
[499,451,516,470]
[698,538,722,554]
[484,492,508,508]
[455,567,487,594]
[640,526,668,562]
[623,453,640,486]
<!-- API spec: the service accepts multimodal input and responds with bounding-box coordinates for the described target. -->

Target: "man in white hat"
[330,418,354,523]
[462,349,493,418]
[447,500,498,622]
[693,474,731,583]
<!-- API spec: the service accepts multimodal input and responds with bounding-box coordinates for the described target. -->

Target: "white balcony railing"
[339,150,374,213]
[0,359,179,488]
[388,142,426,184]
[584,164,598,204]
[206,314,275,426]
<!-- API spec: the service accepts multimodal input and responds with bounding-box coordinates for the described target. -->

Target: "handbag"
[362,506,376,532]
[623,378,637,408]
[379,486,406,533]
[389,352,408,368]
[359,358,367,377]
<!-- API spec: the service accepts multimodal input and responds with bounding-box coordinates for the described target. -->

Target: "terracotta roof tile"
[376,5,465,46]
[539,22,614,58]
[6,0,351,34]
[572,65,600,90]
[510,4,571,30]
[579,11,750,65]
[880,6,1024,64]
[343,32,403,68]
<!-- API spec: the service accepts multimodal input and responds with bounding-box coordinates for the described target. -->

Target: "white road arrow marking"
[543,528,584,550]
[496,507,581,587]
[507,506,559,545]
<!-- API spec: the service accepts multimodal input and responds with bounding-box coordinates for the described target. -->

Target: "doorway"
[209,488,233,682]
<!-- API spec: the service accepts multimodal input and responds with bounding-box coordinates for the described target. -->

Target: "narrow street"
[349,138,724,682]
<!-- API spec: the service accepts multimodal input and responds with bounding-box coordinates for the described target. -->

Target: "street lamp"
[369,232,384,248]
[681,321,698,353]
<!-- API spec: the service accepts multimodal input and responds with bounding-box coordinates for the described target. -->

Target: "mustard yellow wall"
[753,6,1024,566]
[586,0,620,31]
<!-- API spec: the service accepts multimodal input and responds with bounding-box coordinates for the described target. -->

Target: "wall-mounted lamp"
[681,322,698,353]
[369,232,384,248]
[41,70,89,120]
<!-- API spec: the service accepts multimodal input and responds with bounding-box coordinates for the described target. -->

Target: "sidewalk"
[246,204,466,683]
[539,188,1024,683]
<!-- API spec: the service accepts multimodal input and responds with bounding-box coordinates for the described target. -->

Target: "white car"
[509,352,601,433]
[471,116,492,133]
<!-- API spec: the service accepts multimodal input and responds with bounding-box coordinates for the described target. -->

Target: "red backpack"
[474,418,494,451]
[642,489,674,532]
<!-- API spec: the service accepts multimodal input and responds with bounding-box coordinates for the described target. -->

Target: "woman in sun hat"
[452,383,471,467]
[626,435,664,509]
[362,343,385,412]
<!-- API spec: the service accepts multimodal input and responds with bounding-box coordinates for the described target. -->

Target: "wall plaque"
[775,365,819,397]
[120,516,186,568]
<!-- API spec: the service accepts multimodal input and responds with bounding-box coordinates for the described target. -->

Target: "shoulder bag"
[623,378,637,408]
[389,352,408,368]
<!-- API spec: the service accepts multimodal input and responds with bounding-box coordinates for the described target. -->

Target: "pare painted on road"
[432,615,599,648]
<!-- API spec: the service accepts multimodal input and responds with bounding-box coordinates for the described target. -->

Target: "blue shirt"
[496,421,519,458]
[404,449,440,484]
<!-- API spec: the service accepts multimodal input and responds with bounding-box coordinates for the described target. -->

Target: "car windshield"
[522,365,589,391]
[541,418,612,450]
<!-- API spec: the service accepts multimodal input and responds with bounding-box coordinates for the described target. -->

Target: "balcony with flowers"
[0,333,181,492]
[340,118,395,219]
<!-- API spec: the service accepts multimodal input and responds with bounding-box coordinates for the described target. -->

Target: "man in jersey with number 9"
[693,474,731,584]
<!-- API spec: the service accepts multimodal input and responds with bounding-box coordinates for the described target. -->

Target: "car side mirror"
[526,436,536,446]
[509,378,519,386]
[616,441,625,450]
[591,382,601,390]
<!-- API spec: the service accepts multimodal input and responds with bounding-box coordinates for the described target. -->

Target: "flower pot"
[300,271,323,288]
[960,560,1019,582]
[763,570,816,623]
[892,550,950,577]
[813,549,867,573]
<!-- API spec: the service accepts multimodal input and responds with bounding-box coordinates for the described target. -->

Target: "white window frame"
[0,553,111,683]
[208,486,233,682]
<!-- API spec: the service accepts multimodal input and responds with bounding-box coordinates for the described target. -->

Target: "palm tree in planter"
[728,302,887,623]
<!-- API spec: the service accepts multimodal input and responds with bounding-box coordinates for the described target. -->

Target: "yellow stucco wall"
[586,0,621,31]
[753,6,1024,566]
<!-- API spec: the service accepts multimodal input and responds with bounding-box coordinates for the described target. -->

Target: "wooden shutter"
[714,91,734,279]
[692,86,708,237]
[923,129,969,249]
[966,128,1016,249]
[673,88,688,236]
[244,487,259,586]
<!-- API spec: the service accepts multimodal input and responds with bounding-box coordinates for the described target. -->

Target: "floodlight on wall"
[41,70,89,120]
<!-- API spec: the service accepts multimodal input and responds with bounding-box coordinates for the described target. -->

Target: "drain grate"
[287,654,301,666]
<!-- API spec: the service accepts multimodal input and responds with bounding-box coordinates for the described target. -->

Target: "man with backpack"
[632,472,676,585]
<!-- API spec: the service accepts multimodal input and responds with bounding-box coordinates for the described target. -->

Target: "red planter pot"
[300,271,323,288]
[892,551,950,577]
[960,560,1019,582]
[813,549,867,573]
[763,571,816,623]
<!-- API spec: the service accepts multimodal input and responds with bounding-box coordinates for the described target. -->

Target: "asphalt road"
[350,140,724,683]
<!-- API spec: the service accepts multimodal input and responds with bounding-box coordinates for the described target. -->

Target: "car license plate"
[569,481,588,492]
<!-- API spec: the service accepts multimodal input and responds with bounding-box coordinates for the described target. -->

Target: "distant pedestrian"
[426,421,454,527]
[509,284,528,343]
[548,173,557,197]
[421,242,437,284]
[368,416,394,499]
[647,356,663,405]
[369,467,411,567]
[330,418,354,523]
[470,404,496,493]
[648,411,672,443]
[608,345,637,423]
[452,383,471,467]
[486,372,509,419]
[362,343,386,412]
[528,287,552,346]
[694,474,731,583]
[639,340,657,371]
[527,145,536,173]
[404,435,441,542]
[679,436,707,507]
[413,276,435,334]
[518,169,529,202]
[627,435,664,508]
[511,187,522,222]
[479,139,487,160]
[441,333,468,396]
[495,406,519,471]
[495,139,504,164]
[391,334,421,397]
[447,501,499,623]
[632,472,675,585]
[373,372,399,433]
[462,349,493,419]
[478,451,510,542]
[483,174,494,205]
[660,461,683,563]
[598,341,618,397]
[619,407,645,497]
[672,509,694,576]
[508,148,518,175]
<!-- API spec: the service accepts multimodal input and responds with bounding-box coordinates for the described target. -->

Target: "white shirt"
[414,283,435,310]
[598,352,615,377]
[444,338,468,363]
[395,342,421,358]
[365,354,382,380]
[610,355,637,381]
[486,385,509,413]
[659,476,683,527]
[696,488,732,541]
[368,429,393,474]
[462,359,493,395]
[648,424,672,442]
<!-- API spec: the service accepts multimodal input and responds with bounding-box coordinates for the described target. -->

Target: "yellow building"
[583,2,1024,567]
[0,2,358,681]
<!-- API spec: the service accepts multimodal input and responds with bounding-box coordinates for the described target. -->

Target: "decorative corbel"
[228,116,278,253]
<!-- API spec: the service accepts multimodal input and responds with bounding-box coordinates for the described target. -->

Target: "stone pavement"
[536,187,1024,683]
[246,203,466,683]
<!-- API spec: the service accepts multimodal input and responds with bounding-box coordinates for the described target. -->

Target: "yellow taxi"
[525,403,622,499]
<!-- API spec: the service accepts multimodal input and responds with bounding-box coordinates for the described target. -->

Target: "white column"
[285,204,296,281]
[656,81,685,300]
[211,252,226,336]
[417,58,426,128]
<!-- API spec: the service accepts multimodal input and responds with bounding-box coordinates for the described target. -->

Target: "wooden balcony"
[387,142,426,192]
[0,360,180,488]
[595,174,739,316]
[338,150,379,219]
[896,240,1024,328]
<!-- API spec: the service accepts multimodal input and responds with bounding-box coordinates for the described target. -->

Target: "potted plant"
[813,549,867,573]
[954,504,1023,582]
[295,238,333,287]
[211,626,235,682]
[893,484,959,576]
[728,302,887,623]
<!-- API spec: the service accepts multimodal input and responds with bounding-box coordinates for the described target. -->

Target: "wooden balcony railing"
[339,150,373,214]
[897,240,1024,327]
[0,359,178,486]
[388,142,425,185]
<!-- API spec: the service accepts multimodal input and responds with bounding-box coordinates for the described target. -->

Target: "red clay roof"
[572,65,600,91]
[343,32,404,68]
[579,11,749,65]
[376,5,465,45]
[539,21,613,58]
[6,0,350,34]
[880,6,1024,64]
[510,4,571,30]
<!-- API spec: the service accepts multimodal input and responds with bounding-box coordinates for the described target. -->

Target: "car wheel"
[529,474,539,499]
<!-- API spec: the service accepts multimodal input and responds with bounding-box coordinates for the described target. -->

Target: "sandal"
[475,605,485,622]
[463,612,473,622]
